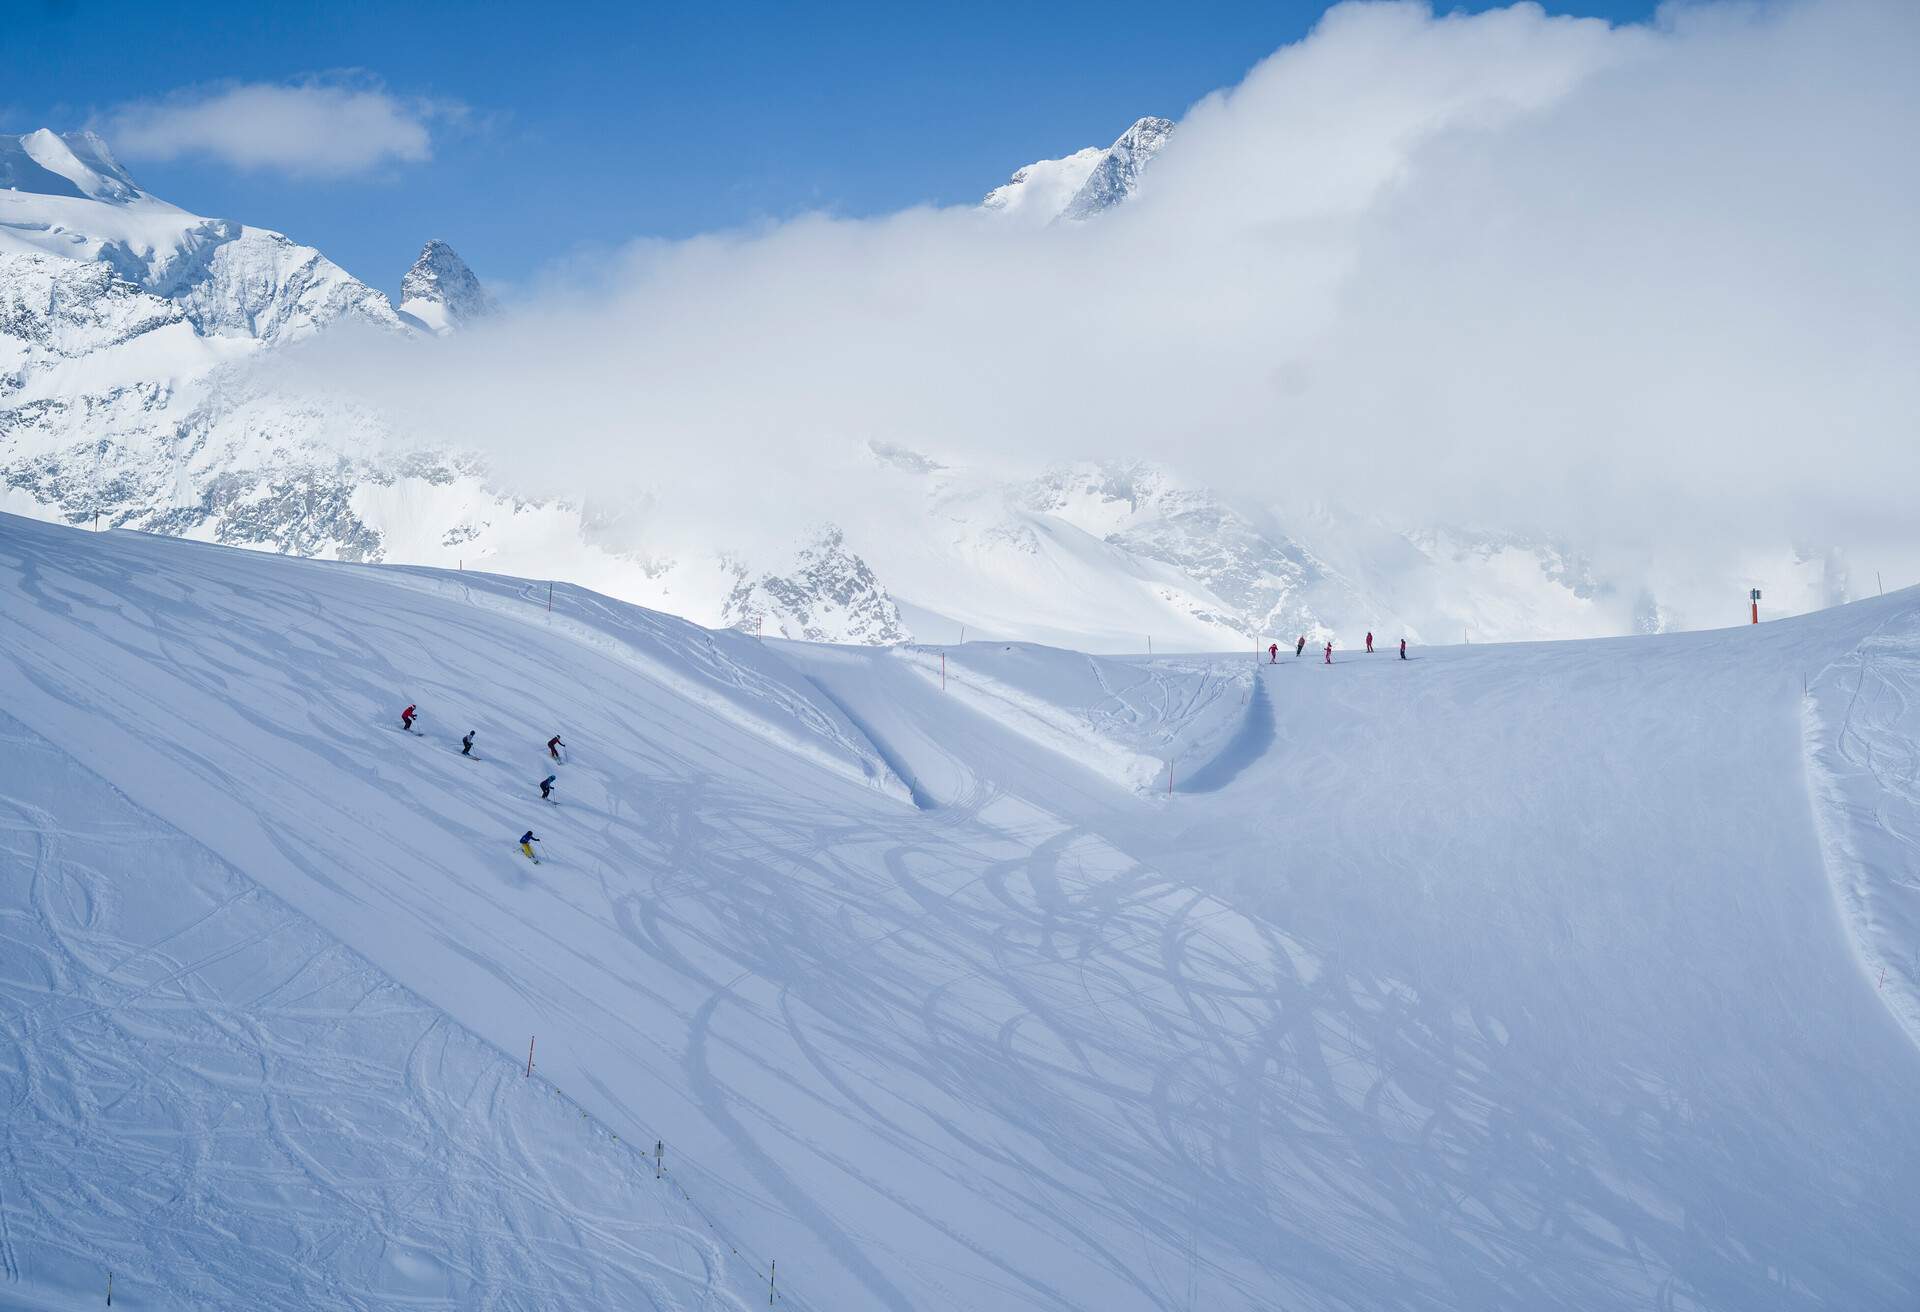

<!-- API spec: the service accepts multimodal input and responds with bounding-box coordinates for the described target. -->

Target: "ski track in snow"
[0,715,760,1310]
[1804,620,1920,1049]
[2,516,1920,1309]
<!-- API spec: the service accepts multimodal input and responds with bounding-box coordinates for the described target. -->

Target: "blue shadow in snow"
[1177,670,1277,794]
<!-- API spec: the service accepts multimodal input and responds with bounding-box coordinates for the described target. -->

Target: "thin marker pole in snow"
[655,1140,664,1179]
[1878,570,1884,596]
[547,581,554,614]
[941,652,946,691]
[1879,965,1887,990]
[106,1272,112,1305]
[769,1259,777,1305]
[959,624,966,645]
[1168,759,1174,796]
[526,1036,535,1078]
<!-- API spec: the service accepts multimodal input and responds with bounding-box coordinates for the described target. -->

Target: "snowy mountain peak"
[982,115,1174,225]
[2,129,145,204]
[398,238,494,335]
[1,129,402,344]
[1060,116,1173,220]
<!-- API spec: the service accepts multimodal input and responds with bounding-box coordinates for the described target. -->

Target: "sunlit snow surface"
[2,512,1918,1310]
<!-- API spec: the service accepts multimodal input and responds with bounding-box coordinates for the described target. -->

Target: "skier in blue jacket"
[539,775,556,801]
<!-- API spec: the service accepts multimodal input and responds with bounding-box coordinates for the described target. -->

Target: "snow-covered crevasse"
[0,712,763,1311]
[1804,621,1920,1050]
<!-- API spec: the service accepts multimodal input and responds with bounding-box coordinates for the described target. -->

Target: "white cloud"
[277,0,1920,583]
[104,77,462,176]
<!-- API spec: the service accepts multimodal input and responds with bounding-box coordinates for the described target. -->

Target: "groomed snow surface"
[2,512,1918,1310]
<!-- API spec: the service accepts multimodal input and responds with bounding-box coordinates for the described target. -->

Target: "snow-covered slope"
[0,130,402,342]
[4,512,1919,1309]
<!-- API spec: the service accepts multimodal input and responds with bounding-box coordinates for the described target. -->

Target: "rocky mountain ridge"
[398,238,494,334]
[982,116,1174,223]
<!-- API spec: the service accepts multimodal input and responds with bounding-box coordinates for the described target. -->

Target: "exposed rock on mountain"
[398,239,494,334]
[982,116,1174,224]
[721,526,907,644]
[1,130,403,343]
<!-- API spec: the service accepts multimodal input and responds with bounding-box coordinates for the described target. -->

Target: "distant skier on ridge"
[1295,636,1306,658]
[1324,641,1333,665]
[1365,631,1374,654]
[1268,642,1278,664]
[1399,638,1407,660]
[401,703,418,733]
[547,734,565,762]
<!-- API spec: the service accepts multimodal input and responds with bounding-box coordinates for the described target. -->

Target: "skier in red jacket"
[1268,642,1278,664]
[1399,638,1408,660]
[1365,631,1374,653]
[401,704,417,732]
[547,734,565,761]
[1323,641,1333,665]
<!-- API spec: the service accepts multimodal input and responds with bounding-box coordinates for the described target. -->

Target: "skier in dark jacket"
[401,704,417,732]
[1399,638,1408,660]
[462,730,475,756]
[1268,642,1278,664]
[539,774,556,801]
[1324,641,1333,665]
[547,735,565,761]
[1295,636,1306,658]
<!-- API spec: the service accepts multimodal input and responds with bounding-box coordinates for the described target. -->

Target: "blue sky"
[8,0,1658,295]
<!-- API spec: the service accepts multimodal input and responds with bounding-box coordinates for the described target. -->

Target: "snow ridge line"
[895,648,1161,789]
[374,565,913,804]
[1800,623,1920,1053]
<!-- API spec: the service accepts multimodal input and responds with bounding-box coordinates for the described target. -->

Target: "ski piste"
[3,512,1920,1310]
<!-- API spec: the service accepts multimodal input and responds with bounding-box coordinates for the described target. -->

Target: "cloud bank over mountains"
[273,0,1917,578]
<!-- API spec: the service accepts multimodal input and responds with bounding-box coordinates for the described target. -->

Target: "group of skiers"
[1268,631,1408,664]
[405,629,1408,866]
[395,705,567,864]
